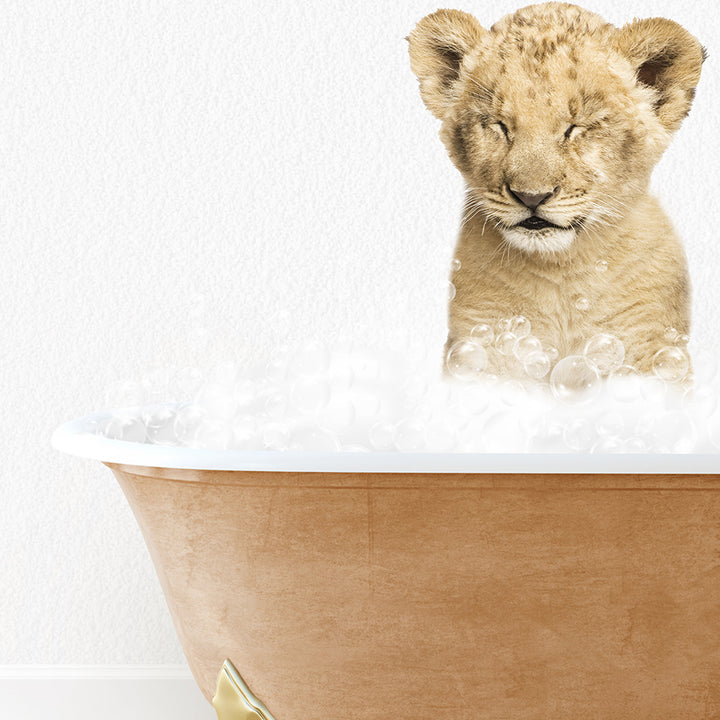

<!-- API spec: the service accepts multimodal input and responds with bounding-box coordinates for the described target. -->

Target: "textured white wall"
[1,0,717,666]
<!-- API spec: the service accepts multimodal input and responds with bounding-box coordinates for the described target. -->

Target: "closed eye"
[564,124,588,142]
[495,120,510,139]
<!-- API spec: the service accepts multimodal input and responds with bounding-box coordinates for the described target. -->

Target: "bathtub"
[53,409,720,719]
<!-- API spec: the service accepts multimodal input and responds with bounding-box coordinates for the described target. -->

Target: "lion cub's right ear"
[407,9,487,119]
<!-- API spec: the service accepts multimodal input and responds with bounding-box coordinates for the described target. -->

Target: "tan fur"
[408,2,704,375]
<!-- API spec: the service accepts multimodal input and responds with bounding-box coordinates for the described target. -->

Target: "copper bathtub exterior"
[106,463,720,720]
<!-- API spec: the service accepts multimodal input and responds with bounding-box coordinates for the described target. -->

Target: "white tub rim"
[52,409,720,474]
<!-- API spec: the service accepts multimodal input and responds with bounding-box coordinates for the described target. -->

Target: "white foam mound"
[94,339,720,454]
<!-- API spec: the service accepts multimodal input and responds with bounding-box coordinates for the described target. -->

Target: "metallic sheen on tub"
[107,461,720,719]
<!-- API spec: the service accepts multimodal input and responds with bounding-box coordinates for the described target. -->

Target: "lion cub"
[408,2,704,376]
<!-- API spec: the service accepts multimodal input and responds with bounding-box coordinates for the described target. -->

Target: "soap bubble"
[650,411,695,453]
[296,340,330,377]
[623,437,649,453]
[234,379,257,409]
[458,415,487,451]
[523,351,551,380]
[458,382,491,415]
[232,415,259,449]
[583,334,625,375]
[142,405,177,445]
[595,259,608,272]
[424,415,459,452]
[550,356,601,404]
[262,422,290,450]
[596,412,624,437]
[438,402,471,434]
[470,323,494,346]
[446,340,488,380]
[290,427,341,452]
[494,331,518,356]
[265,355,289,383]
[682,386,717,418]
[451,258,461,273]
[634,413,656,439]
[509,315,531,338]
[423,417,456,452]
[411,398,436,421]
[402,375,428,403]
[369,421,395,451]
[640,375,667,403]
[393,418,426,452]
[352,352,381,383]
[290,377,330,414]
[498,379,526,406]
[514,335,543,362]
[194,419,233,449]
[544,345,560,363]
[114,411,147,443]
[174,403,206,445]
[574,296,590,312]
[447,281,456,301]
[96,411,146,443]
[663,327,679,343]
[318,396,356,432]
[531,417,565,452]
[591,436,624,454]
[327,352,354,391]
[652,346,689,383]
[352,389,383,423]
[425,380,452,406]
[497,318,512,332]
[265,391,289,419]
[607,365,642,402]
[480,410,527,452]
[562,418,594,451]
[676,334,689,346]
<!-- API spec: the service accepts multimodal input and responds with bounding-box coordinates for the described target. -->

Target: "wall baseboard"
[0,665,216,720]
[0,664,194,679]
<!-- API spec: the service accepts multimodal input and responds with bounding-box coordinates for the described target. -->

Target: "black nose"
[509,187,558,210]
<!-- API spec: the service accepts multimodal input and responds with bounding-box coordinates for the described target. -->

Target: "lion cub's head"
[408,2,705,256]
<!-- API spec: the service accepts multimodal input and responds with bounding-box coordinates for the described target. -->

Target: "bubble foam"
[96,332,720,454]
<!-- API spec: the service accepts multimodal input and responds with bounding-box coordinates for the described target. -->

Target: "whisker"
[466,76,495,101]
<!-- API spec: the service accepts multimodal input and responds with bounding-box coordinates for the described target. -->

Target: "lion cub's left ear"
[614,18,706,132]
[407,9,488,120]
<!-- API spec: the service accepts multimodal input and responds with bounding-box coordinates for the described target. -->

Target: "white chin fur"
[501,226,576,255]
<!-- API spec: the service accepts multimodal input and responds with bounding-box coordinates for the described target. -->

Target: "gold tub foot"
[212,660,277,720]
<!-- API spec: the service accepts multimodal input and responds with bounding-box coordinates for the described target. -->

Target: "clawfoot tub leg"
[212,660,277,720]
